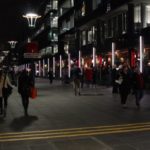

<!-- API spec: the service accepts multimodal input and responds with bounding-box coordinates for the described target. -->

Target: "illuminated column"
[139,36,143,72]
[93,47,96,67]
[35,62,38,76]
[48,58,50,72]
[60,55,62,78]
[79,50,81,68]
[112,42,115,66]
[68,53,71,78]
[53,57,55,77]
[43,59,45,77]
[39,60,41,76]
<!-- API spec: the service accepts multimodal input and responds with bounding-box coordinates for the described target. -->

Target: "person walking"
[132,67,144,109]
[48,68,53,84]
[71,64,81,96]
[18,70,32,116]
[118,66,131,108]
[0,70,4,115]
[111,65,119,93]
[2,70,14,117]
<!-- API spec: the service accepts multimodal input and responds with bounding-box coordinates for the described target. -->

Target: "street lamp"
[23,13,41,28]
[8,41,18,49]
[23,12,41,85]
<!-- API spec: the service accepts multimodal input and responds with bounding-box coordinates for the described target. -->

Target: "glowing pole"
[43,59,45,77]
[112,42,115,66]
[139,36,143,72]
[68,53,71,78]
[93,47,96,67]
[79,50,81,68]
[39,60,41,76]
[48,58,50,72]
[53,57,55,78]
[60,55,62,78]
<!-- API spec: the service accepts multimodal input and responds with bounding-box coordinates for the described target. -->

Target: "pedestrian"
[18,70,33,116]
[0,70,4,115]
[132,67,144,109]
[111,65,119,93]
[92,66,97,88]
[118,66,131,108]
[71,64,81,95]
[2,70,14,117]
[48,68,53,84]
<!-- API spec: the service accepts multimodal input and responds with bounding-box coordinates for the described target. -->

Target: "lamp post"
[8,40,18,67]
[23,12,41,85]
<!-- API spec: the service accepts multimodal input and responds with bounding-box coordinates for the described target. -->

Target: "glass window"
[81,1,86,16]
[88,30,93,44]
[52,0,58,10]
[53,45,58,54]
[145,5,150,25]
[71,0,74,7]
[82,31,86,45]
[134,5,141,23]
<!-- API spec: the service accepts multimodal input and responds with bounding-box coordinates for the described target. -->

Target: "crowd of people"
[0,63,148,118]
[112,64,145,109]
[70,63,147,109]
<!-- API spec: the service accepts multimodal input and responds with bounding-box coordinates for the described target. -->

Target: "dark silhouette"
[18,70,33,116]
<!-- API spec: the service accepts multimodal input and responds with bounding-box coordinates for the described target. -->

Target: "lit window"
[81,2,86,16]
[134,5,141,23]
[146,5,150,24]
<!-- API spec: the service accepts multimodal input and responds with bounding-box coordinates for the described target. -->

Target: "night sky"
[0,0,44,44]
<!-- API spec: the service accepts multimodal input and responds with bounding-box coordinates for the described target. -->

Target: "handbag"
[30,87,37,99]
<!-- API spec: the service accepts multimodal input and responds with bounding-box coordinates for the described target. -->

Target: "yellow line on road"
[1,121,150,136]
[0,122,150,142]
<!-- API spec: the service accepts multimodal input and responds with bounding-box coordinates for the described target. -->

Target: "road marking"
[1,122,150,142]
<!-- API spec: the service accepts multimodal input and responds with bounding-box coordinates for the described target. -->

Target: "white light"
[39,60,41,76]
[60,55,62,78]
[48,58,50,72]
[53,57,55,77]
[93,47,96,67]
[139,36,143,72]
[112,42,115,66]
[79,50,81,68]
[43,59,45,76]
[68,53,71,78]
[8,41,18,49]
[23,13,41,28]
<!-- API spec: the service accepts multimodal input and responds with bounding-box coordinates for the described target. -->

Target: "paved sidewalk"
[0,78,150,150]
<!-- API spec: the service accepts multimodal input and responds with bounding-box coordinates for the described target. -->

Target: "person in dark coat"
[111,65,119,93]
[132,67,144,109]
[48,68,53,84]
[118,66,131,108]
[18,70,32,116]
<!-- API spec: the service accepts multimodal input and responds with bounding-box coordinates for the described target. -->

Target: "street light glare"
[23,13,41,19]
[23,13,41,28]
